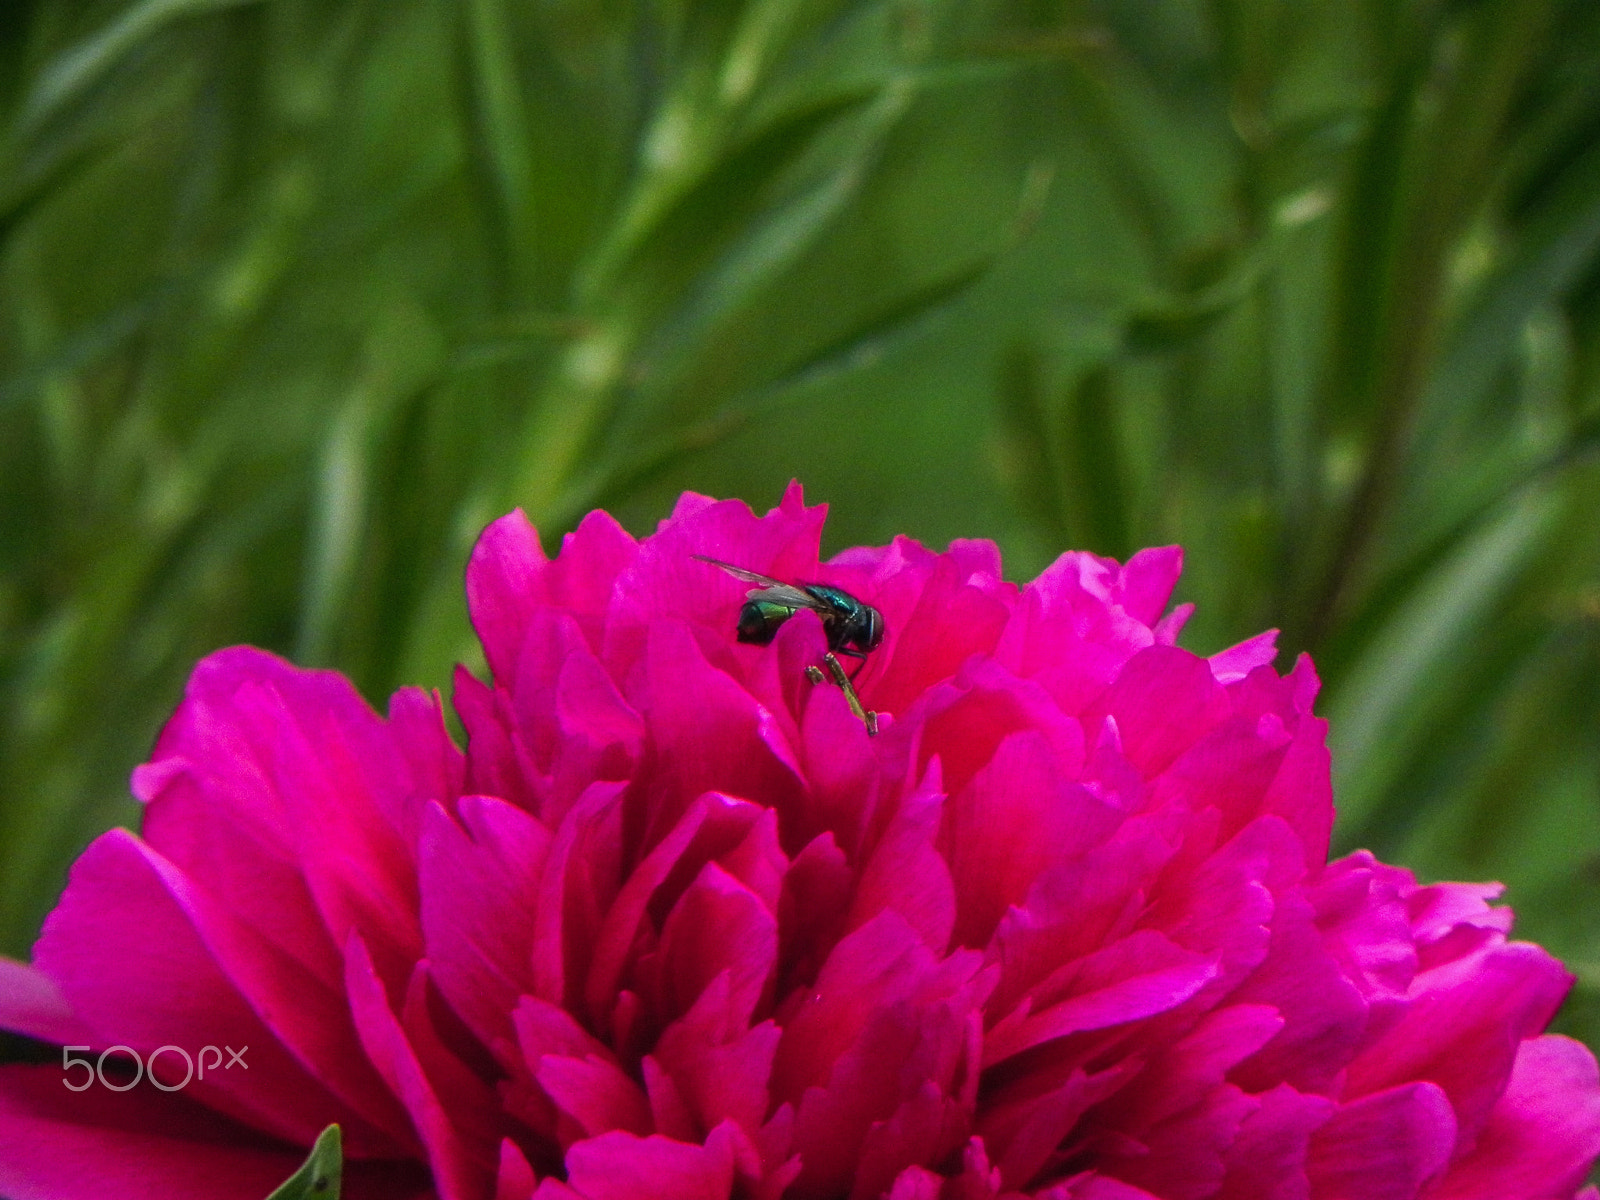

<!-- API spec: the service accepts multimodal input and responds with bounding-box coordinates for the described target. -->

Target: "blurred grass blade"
[1328,485,1561,842]
[20,0,263,133]
[504,85,894,523]
[558,244,1001,524]
[459,0,536,295]
[0,288,168,415]
[626,88,911,400]
[297,395,369,666]
[581,86,880,303]
[1063,366,1131,557]
[1424,137,1600,420]
[1325,404,1600,678]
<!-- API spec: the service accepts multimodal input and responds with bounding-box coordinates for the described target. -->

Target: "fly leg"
[837,647,869,682]
[820,652,878,736]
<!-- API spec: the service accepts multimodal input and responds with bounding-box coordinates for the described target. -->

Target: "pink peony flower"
[2,483,1598,1199]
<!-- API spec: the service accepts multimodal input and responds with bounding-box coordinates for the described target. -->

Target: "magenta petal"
[1215,1084,1333,1200]
[652,976,782,1139]
[1207,630,1279,683]
[1427,1036,1600,1200]
[0,958,93,1045]
[34,829,410,1152]
[12,491,1598,1198]
[869,555,1013,715]
[513,993,613,1067]
[983,930,1219,1066]
[0,1065,309,1200]
[917,658,1087,797]
[137,645,436,990]
[845,766,955,953]
[563,1124,737,1200]
[986,1065,1132,1191]
[636,621,803,840]
[1260,712,1334,870]
[886,1164,944,1200]
[1117,546,1183,625]
[345,934,490,1200]
[1346,940,1573,1140]
[496,1139,537,1200]
[773,911,982,1103]
[1091,646,1231,777]
[657,864,778,1028]
[1068,1179,1166,1200]
[466,510,551,683]
[1228,893,1368,1095]
[535,1054,651,1138]
[1106,1004,1285,1132]
[531,782,625,1012]
[946,729,1121,948]
[420,797,552,1054]
[583,792,768,1022]
[1306,1082,1455,1199]
[1108,1083,1257,1200]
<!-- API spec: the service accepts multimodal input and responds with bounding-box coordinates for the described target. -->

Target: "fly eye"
[865,608,885,650]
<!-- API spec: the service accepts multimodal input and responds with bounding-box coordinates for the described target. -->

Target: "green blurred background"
[2,0,1599,1051]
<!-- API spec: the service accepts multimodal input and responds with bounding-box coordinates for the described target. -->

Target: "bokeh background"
[3,0,1600,1063]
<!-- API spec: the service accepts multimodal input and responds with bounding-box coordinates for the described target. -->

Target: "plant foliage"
[3,0,1600,1072]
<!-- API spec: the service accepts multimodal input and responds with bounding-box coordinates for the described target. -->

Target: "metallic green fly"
[694,555,884,735]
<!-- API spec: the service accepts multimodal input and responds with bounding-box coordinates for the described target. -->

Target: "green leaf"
[265,1125,342,1200]
[0,288,170,416]
[554,244,1001,526]
[1327,485,1562,843]
[21,0,265,133]
[622,87,908,402]
[1423,134,1600,422]
[582,86,880,305]
[458,0,537,297]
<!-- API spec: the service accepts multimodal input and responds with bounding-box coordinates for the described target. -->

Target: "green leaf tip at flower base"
[266,1125,341,1200]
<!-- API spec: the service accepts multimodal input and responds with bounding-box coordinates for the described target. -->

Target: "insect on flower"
[694,554,884,734]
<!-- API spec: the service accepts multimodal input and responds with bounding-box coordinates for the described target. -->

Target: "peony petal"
[635,621,804,846]
[1306,1082,1455,1199]
[652,975,782,1140]
[136,646,437,992]
[946,729,1122,948]
[915,658,1087,798]
[420,796,553,1058]
[33,829,412,1153]
[845,764,955,954]
[1228,892,1369,1095]
[467,509,551,682]
[531,782,626,1012]
[584,792,770,1025]
[1215,1083,1333,1200]
[535,1054,651,1139]
[1089,645,1231,778]
[345,934,491,1200]
[496,1138,538,1200]
[655,863,779,1029]
[0,958,94,1046]
[562,1123,737,1200]
[869,554,1014,717]
[1344,940,1573,1142]
[982,930,1219,1066]
[0,1065,350,1200]
[1427,1035,1600,1199]
[1207,630,1279,683]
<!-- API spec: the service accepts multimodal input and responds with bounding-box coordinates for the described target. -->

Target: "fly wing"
[693,556,828,612]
